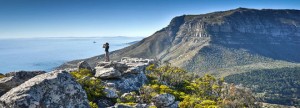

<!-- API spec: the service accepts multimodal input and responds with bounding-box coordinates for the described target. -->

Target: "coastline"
[0,37,143,73]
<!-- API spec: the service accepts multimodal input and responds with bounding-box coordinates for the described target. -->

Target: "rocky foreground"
[0,57,263,108]
[0,57,180,108]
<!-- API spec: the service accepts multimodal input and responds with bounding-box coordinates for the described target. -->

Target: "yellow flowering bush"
[70,69,105,102]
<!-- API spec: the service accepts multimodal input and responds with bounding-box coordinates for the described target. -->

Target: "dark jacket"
[105,45,109,52]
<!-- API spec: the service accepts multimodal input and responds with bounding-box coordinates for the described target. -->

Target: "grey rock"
[124,63,147,74]
[161,101,179,108]
[152,93,175,107]
[97,98,115,108]
[112,104,133,108]
[95,67,122,79]
[106,82,116,88]
[121,57,154,64]
[78,61,92,72]
[61,68,78,73]
[93,58,151,93]
[134,104,148,108]
[97,61,111,67]
[104,88,118,98]
[0,70,90,108]
[104,72,148,93]
[0,71,45,96]
[103,62,115,68]
[4,70,45,78]
[114,62,129,72]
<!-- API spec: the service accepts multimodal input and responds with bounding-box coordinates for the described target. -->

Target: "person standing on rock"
[103,42,110,62]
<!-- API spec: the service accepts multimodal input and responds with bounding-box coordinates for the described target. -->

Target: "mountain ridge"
[58,7,300,77]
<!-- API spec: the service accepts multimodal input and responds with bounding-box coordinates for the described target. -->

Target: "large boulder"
[104,73,148,93]
[95,67,122,79]
[152,93,176,107]
[0,71,45,96]
[96,58,153,75]
[95,58,152,93]
[78,61,93,72]
[0,70,90,108]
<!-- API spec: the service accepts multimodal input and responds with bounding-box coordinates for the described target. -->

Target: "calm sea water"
[0,37,144,73]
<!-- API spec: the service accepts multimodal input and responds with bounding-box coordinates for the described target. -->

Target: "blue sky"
[0,0,299,38]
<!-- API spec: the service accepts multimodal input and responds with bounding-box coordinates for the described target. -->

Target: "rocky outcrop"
[0,71,45,96]
[78,60,93,72]
[0,70,90,108]
[152,93,177,108]
[96,57,153,93]
[95,66,122,79]
[104,72,148,93]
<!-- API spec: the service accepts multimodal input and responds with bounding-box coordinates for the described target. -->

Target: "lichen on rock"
[0,70,90,108]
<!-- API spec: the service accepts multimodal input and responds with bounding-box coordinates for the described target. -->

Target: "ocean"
[0,37,144,73]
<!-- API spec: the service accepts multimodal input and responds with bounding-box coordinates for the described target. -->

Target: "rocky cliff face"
[58,8,300,76]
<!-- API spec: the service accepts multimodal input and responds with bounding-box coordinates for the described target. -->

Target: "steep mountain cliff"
[58,8,300,77]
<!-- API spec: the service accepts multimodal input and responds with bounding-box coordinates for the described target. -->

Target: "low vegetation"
[70,69,105,108]
[70,65,260,108]
[120,64,259,107]
[225,67,300,106]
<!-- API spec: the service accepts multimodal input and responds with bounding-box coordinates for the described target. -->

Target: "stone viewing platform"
[95,57,154,79]
[94,57,154,93]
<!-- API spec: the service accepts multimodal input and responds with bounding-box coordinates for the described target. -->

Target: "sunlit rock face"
[95,57,154,93]
[0,70,90,108]
[0,71,45,96]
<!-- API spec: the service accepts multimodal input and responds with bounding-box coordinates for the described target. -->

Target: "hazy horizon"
[1,0,300,39]
[0,35,146,39]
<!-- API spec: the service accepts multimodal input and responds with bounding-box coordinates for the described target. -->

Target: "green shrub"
[89,101,98,108]
[70,69,105,102]
[117,92,137,103]
[70,69,93,79]
[145,64,258,107]
[145,64,193,89]
[118,102,137,107]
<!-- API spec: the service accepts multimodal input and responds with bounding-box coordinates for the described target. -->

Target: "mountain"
[58,8,300,77]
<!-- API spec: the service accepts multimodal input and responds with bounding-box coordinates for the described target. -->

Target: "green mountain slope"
[58,8,300,77]
[225,67,300,106]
